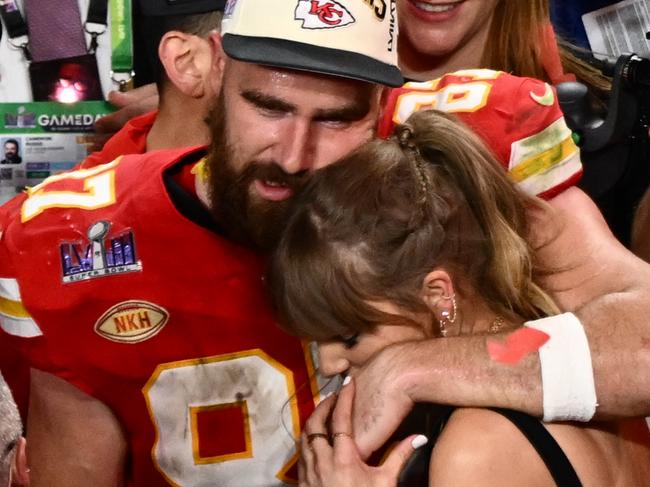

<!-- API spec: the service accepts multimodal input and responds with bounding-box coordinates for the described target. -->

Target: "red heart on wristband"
[487,328,550,365]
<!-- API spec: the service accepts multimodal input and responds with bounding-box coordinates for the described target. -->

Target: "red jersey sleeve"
[379,70,582,199]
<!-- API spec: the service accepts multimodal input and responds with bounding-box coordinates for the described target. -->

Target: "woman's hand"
[300,377,427,487]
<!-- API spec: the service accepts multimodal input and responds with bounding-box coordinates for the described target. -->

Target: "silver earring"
[439,294,457,337]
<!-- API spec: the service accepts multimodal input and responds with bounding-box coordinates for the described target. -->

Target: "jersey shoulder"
[15,146,204,227]
[0,146,206,353]
[379,70,582,198]
[78,110,158,169]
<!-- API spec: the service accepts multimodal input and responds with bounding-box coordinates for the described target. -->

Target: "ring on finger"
[332,432,352,440]
[306,432,329,444]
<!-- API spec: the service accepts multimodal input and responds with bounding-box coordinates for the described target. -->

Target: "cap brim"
[222,34,403,87]
[139,0,225,16]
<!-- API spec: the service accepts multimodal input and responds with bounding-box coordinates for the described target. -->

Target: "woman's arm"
[27,369,127,487]
[351,187,650,458]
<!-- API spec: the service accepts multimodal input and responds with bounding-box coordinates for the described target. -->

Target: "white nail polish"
[411,435,428,449]
[342,376,352,386]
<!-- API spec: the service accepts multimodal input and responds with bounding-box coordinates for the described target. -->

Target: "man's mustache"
[239,161,310,192]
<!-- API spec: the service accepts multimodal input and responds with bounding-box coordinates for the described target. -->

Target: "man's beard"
[205,94,308,251]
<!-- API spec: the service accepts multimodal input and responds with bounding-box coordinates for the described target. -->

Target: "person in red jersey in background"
[80,0,226,168]
[0,0,404,485]
[378,69,582,199]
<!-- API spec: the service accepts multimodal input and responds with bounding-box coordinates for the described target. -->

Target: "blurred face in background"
[3,142,18,160]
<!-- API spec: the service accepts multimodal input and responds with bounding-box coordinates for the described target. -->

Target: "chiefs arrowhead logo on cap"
[221,0,402,86]
[295,0,355,29]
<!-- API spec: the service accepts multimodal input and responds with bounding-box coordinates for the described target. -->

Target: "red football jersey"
[79,110,157,169]
[0,148,322,486]
[379,69,583,199]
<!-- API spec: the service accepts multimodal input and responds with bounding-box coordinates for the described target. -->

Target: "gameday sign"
[0,101,113,204]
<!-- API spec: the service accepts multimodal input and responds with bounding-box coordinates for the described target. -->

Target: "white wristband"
[524,312,598,422]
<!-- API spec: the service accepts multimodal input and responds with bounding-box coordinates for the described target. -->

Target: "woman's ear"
[420,269,455,316]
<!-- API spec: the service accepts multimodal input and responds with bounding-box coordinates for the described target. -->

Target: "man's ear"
[10,437,29,486]
[420,269,455,316]
[205,31,227,96]
[159,30,216,98]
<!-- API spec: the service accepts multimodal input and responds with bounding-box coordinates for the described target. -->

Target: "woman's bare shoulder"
[428,408,555,487]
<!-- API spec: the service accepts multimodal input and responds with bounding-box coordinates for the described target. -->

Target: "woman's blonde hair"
[483,0,610,96]
[269,110,559,340]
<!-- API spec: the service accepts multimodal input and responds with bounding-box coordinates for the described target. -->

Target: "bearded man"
[0,0,401,485]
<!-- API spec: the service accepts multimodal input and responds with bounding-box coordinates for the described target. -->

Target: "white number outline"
[21,158,121,223]
[143,349,302,487]
[393,70,502,126]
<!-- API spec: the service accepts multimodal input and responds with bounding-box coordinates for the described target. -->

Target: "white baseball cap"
[221,0,402,87]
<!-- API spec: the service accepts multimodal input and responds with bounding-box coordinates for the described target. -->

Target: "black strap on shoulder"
[489,408,583,487]
[398,405,456,487]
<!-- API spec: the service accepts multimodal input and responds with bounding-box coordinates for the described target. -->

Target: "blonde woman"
[268,110,650,486]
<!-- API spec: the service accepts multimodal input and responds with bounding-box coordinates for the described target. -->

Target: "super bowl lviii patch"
[60,220,142,283]
[95,300,169,344]
[294,0,355,28]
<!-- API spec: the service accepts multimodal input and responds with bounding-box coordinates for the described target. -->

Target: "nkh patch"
[295,0,355,29]
[60,220,142,283]
[95,300,169,343]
